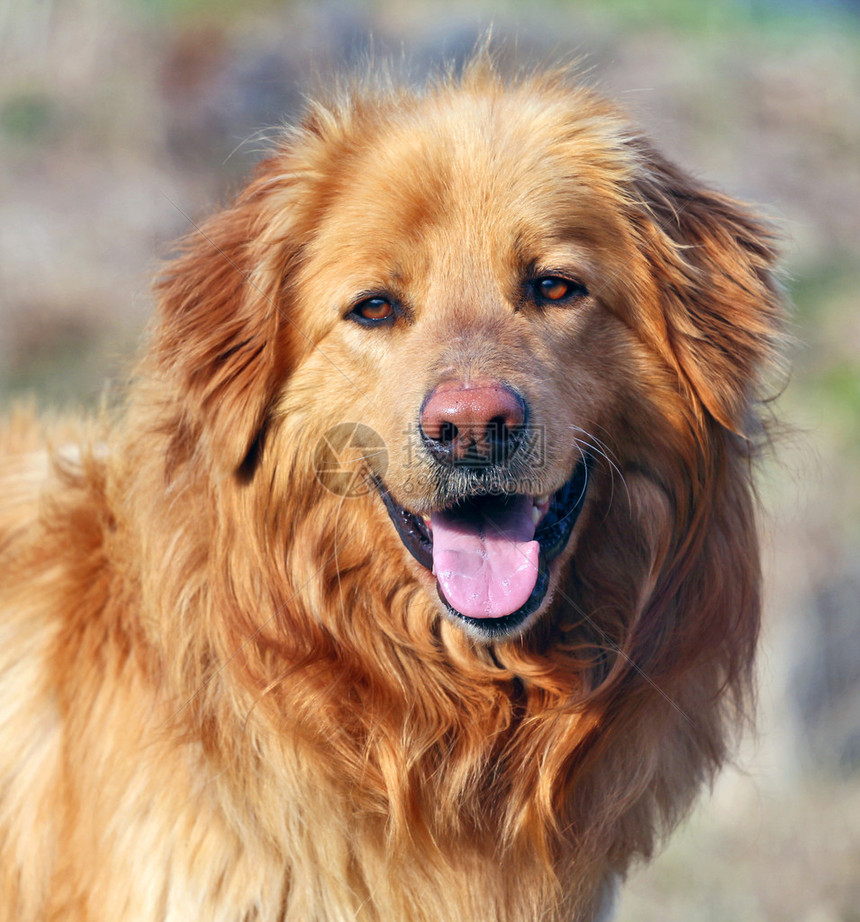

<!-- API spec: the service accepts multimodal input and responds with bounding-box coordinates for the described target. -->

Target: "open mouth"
[375,458,589,637]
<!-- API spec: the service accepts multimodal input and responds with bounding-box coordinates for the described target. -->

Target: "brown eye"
[533,276,588,303]
[351,297,395,325]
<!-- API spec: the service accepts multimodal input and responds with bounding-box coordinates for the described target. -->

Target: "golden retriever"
[0,56,783,921]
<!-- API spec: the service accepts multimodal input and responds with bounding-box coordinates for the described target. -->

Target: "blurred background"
[1,0,858,917]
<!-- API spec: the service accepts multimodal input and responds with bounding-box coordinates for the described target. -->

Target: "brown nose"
[419,379,526,466]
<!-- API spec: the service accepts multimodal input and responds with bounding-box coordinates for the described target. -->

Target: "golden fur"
[0,58,783,921]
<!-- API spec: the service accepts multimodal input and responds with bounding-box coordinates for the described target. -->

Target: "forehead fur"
[287,61,642,229]
[275,61,647,322]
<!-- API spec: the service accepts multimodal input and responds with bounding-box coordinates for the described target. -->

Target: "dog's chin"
[374,458,589,641]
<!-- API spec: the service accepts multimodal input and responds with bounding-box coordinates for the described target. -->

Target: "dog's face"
[281,88,646,639]
[154,69,779,643]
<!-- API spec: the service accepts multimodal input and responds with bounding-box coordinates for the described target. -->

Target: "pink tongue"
[431,495,540,619]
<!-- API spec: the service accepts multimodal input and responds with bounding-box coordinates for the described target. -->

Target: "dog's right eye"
[349,297,395,325]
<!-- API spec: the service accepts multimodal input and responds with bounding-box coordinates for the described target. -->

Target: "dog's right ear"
[151,159,305,474]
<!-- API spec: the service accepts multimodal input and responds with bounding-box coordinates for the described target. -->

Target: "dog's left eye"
[531,276,588,303]
[349,297,395,325]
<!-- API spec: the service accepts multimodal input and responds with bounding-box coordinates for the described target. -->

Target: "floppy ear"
[152,161,300,472]
[632,146,783,432]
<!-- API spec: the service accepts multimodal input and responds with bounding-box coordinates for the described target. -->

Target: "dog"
[0,55,783,921]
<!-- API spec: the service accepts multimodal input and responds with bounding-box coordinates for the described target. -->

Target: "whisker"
[567,425,631,513]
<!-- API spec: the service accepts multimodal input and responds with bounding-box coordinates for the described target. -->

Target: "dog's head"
[150,61,781,644]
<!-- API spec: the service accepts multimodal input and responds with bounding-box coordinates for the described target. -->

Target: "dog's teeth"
[534,492,550,505]
[531,505,543,527]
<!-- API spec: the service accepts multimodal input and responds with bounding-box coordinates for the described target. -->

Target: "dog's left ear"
[632,146,783,432]
[151,162,301,472]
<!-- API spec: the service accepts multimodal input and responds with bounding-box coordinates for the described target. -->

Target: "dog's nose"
[419,379,526,466]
